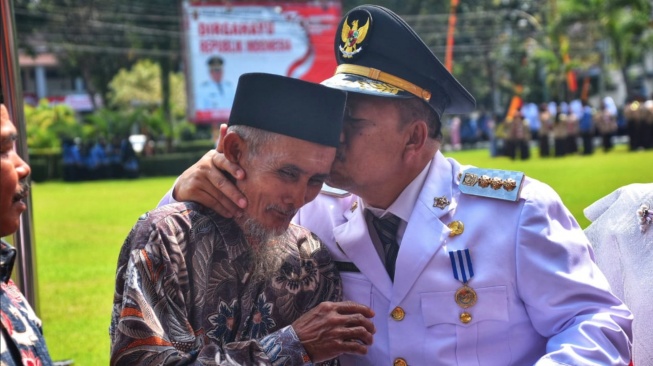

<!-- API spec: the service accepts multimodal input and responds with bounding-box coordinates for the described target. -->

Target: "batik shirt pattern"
[110,202,342,365]
[1,240,53,366]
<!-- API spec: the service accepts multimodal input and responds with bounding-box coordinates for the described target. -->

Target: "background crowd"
[443,94,653,160]
[61,136,139,181]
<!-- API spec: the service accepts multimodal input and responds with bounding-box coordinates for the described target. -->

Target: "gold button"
[460,312,472,324]
[391,306,405,321]
[394,358,408,366]
[447,221,464,237]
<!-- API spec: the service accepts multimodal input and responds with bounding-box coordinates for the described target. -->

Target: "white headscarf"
[584,183,653,365]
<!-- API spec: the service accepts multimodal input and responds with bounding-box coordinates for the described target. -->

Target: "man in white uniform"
[198,56,235,110]
[160,5,633,365]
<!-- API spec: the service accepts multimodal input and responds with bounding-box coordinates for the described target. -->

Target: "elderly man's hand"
[173,149,247,218]
[292,301,375,362]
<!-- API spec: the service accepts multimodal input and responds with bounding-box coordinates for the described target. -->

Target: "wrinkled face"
[327,94,406,196]
[237,134,335,236]
[0,105,31,237]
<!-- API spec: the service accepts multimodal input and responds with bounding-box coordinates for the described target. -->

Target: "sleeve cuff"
[259,325,312,365]
[157,183,179,208]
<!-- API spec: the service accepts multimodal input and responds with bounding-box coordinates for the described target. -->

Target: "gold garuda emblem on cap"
[339,16,370,59]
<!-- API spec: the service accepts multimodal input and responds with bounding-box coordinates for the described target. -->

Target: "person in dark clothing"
[579,100,595,156]
[119,137,139,179]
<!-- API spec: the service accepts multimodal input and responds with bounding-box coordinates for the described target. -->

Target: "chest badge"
[350,201,359,212]
[338,9,372,59]
[459,167,525,202]
[433,196,450,209]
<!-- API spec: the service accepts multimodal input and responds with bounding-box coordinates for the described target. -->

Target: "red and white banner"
[183,1,341,123]
[23,92,99,112]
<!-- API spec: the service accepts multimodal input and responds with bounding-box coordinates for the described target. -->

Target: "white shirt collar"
[364,159,433,223]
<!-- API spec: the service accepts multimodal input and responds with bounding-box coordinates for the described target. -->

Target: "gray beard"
[239,215,287,283]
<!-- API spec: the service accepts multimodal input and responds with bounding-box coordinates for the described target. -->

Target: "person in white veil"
[584,183,653,365]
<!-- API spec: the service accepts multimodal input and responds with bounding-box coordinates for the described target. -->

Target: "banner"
[183,1,341,123]
[560,35,578,93]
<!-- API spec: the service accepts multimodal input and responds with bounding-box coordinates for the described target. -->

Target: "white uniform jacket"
[293,151,633,366]
[198,80,235,110]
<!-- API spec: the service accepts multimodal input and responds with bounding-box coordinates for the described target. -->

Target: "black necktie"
[371,214,401,281]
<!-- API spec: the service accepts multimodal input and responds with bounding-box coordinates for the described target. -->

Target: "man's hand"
[292,301,376,363]
[173,149,247,218]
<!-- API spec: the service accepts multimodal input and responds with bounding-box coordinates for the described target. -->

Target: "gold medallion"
[447,221,464,237]
[454,285,477,309]
[391,306,405,321]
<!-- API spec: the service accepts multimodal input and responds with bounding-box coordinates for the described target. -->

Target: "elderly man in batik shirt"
[109,74,376,366]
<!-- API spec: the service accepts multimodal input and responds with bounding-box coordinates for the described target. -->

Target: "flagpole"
[445,0,459,72]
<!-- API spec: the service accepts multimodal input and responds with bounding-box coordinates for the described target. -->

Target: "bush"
[24,102,80,149]
[29,152,62,182]
[27,151,209,182]
[27,148,213,182]
[174,139,215,154]
[139,152,207,177]
[108,59,187,119]
[29,159,50,183]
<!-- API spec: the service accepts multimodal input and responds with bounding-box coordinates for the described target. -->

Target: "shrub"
[24,101,80,149]
[139,152,207,177]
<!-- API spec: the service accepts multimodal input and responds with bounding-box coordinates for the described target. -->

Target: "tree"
[113,0,182,133]
[601,0,653,98]
[108,59,186,118]
[342,0,553,113]
[15,0,182,124]
[552,0,653,100]
[15,0,137,108]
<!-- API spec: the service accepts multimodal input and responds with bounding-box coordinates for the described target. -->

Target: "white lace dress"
[584,183,653,365]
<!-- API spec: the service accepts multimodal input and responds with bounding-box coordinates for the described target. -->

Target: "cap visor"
[321,73,413,99]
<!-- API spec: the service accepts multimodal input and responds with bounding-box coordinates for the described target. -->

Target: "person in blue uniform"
[61,137,82,181]
[158,5,633,365]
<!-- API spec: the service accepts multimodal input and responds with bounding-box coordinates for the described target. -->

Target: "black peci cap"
[228,73,346,148]
[321,5,475,119]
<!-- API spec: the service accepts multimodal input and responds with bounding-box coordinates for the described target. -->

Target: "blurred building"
[19,51,98,112]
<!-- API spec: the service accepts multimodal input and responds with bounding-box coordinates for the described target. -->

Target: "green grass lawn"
[27,145,652,365]
[31,177,177,365]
